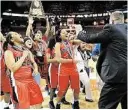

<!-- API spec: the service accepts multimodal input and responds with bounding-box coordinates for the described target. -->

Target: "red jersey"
[8,46,43,108]
[0,42,5,74]
[42,35,47,42]
[59,41,77,74]
[33,41,46,57]
[1,42,11,92]
[46,48,59,68]
[8,47,32,81]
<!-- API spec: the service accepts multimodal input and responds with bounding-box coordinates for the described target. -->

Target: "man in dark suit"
[77,11,127,109]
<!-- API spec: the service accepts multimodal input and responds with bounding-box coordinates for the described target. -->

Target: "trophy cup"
[29,0,45,19]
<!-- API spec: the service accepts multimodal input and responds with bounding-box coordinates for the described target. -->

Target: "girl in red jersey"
[46,38,59,109]
[24,37,41,86]
[0,32,11,109]
[55,29,82,109]
[26,17,50,93]
[3,32,43,109]
[46,36,70,109]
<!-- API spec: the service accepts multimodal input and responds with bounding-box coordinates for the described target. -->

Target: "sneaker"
[61,97,70,105]
[72,101,80,109]
[56,103,60,109]
[82,87,85,94]
[45,85,49,91]
[45,85,50,95]
[49,101,55,109]
[54,93,57,97]
[4,106,10,109]
[85,98,94,102]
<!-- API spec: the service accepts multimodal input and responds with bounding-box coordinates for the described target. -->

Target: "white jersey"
[74,47,89,73]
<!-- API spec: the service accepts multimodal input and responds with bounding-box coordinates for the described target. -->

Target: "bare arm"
[26,24,33,37]
[26,17,34,37]
[70,39,83,45]
[26,17,35,43]
[29,51,38,73]
[4,50,28,73]
[54,43,73,63]
[46,52,57,63]
[44,18,50,37]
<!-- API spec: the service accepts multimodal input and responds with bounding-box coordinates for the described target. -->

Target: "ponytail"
[3,41,8,51]
[3,32,14,51]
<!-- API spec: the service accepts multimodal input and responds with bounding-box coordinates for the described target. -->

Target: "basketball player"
[24,37,41,86]
[3,32,43,109]
[55,29,82,109]
[46,36,70,109]
[0,32,11,109]
[26,17,50,93]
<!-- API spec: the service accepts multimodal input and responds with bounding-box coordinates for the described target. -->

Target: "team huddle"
[0,17,96,109]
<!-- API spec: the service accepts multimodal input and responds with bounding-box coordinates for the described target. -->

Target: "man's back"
[77,23,127,83]
[97,24,127,83]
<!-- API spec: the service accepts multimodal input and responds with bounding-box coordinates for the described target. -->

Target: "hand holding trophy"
[29,0,45,19]
[28,16,34,24]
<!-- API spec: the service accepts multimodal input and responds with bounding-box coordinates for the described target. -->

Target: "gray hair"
[110,11,124,23]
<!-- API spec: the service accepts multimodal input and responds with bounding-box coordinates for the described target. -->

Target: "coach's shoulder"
[103,24,112,30]
[104,24,112,28]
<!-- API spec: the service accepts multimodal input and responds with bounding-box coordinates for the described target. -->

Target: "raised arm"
[77,24,112,43]
[44,18,50,37]
[4,50,29,73]
[26,17,34,37]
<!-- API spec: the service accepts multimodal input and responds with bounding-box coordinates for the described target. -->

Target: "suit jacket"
[77,24,127,83]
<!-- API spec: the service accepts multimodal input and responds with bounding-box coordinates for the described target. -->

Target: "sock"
[62,96,65,100]
[74,99,78,102]
[57,102,61,105]
[4,102,9,108]
[50,88,56,101]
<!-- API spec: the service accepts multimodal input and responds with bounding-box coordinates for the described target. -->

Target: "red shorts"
[58,72,80,91]
[49,64,58,88]
[1,72,11,93]
[10,74,43,109]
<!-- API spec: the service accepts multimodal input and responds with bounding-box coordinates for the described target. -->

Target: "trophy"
[29,0,45,19]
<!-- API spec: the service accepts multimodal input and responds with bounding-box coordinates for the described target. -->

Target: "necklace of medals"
[13,45,25,51]
[62,41,73,59]
[13,45,30,66]
[78,49,86,61]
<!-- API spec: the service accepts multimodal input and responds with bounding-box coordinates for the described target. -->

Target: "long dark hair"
[3,32,14,51]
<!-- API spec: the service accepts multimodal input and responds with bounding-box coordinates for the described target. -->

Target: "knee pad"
[57,90,66,97]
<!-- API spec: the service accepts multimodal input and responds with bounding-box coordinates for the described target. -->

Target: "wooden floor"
[41,79,121,109]
[42,89,99,109]
[41,79,100,109]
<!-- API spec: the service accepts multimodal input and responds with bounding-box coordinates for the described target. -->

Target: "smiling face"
[25,39,32,49]
[80,42,87,51]
[60,29,68,41]
[34,33,42,42]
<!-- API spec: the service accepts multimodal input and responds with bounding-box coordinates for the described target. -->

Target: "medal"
[63,41,74,59]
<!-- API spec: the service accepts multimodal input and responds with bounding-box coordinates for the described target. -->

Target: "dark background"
[1,1,127,35]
